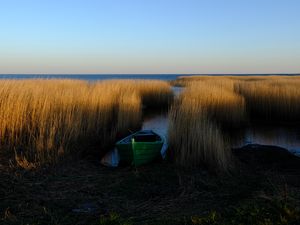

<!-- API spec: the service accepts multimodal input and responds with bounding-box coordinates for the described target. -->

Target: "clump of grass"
[168,78,249,172]
[0,79,173,168]
[168,97,232,173]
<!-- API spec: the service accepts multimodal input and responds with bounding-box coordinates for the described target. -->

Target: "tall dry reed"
[172,75,300,122]
[181,81,246,127]
[99,80,174,108]
[235,79,300,121]
[168,97,232,173]
[168,77,247,172]
[0,79,173,167]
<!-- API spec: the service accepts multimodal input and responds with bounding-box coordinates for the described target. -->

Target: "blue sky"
[0,0,299,74]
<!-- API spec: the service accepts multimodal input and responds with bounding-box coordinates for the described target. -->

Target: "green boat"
[116,130,164,166]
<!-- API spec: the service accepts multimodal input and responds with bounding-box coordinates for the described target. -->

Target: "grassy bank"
[1,157,299,225]
[0,79,173,168]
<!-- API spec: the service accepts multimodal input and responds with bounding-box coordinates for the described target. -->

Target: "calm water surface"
[231,124,300,156]
[1,74,299,81]
[0,74,181,81]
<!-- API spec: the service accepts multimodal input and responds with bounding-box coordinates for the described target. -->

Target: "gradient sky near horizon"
[0,0,300,74]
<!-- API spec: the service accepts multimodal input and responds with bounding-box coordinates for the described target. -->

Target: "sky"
[0,0,299,74]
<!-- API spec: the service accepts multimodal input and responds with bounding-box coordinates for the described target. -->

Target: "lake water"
[1,74,299,81]
[0,74,181,81]
[231,124,300,157]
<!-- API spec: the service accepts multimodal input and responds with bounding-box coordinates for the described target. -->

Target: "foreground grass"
[0,79,173,168]
[1,157,299,225]
[100,202,300,225]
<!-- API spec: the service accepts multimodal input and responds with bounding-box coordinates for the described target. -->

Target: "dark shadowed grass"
[172,75,300,122]
[168,80,247,173]
[168,76,300,174]
[168,99,232,173]
[2,147,300,225]
[235,79,300,121]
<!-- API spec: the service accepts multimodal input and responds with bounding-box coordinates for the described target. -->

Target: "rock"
[233,144,300,170]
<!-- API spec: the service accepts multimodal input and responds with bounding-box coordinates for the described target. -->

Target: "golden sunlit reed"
[168,97,232,173]
[0,79,173,168]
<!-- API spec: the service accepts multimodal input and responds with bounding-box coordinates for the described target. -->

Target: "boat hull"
[115,130,163,166]
[132,140,163,166]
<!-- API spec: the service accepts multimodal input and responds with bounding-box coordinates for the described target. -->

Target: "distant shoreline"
[0,73,300,76]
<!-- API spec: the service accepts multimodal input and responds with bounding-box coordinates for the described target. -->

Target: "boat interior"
[133,130,161,142]
[118,130,162,143]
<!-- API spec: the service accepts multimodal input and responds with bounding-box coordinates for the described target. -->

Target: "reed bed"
[100,79,174,108]
[0,79,173,168]
[173,75,300,122]
[169,75,300,172]
[179,81,246,127]
[172,75,300,86]
[235,79,300,121]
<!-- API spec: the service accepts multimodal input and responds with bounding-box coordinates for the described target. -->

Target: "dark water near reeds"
[230,124,300,156]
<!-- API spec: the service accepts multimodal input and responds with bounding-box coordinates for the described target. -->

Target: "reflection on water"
[142,111,168,138]
[142,111,169,158]
[231,124,300,157]
[142,86,183,138]
[171,86,184,96]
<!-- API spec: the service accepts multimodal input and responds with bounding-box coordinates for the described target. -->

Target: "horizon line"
[1,73,300,76]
